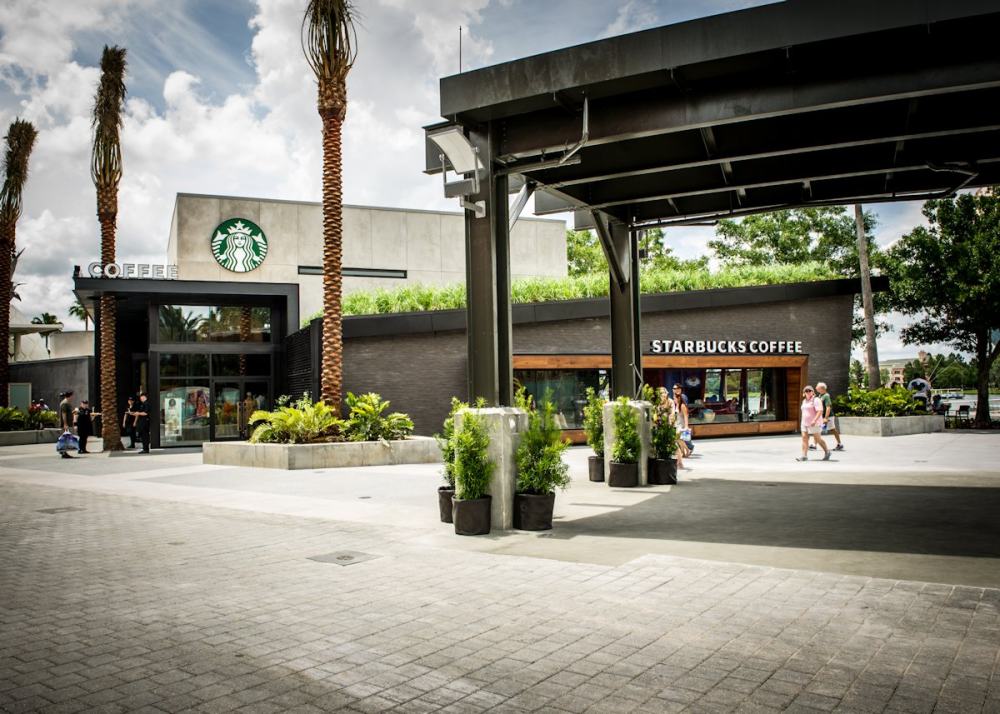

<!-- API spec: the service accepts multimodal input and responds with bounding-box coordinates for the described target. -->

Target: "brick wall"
[342,294,854,436]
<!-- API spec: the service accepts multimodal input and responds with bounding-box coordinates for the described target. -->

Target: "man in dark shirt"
[58,391,75,459]
[133,393,151,453]
[76,400,100,454]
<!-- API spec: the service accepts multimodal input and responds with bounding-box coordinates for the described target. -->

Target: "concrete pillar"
[602,400,652,486]
[454,407,527,530]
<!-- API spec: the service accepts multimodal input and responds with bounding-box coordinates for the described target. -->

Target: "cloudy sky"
[0,0,940,359]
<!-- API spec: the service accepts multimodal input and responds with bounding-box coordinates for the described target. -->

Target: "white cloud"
[600,0,659,38]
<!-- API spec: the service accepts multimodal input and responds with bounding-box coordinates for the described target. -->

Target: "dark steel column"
[464,124,510,405]
[608,222,642,398]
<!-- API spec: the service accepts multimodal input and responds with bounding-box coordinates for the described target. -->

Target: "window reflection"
[513,369,608,429]
[158,305,272,343]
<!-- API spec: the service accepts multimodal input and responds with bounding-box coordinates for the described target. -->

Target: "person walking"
[816,382,844,451]
[133,393,150,453]
[75,400,100,454]
[797,385,829,461]
[57,391,77,459]
[657,387,687,469]
[122,396,137,449]
[671,384,694,458]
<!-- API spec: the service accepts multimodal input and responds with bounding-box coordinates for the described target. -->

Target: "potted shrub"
[648,398,678,485]
[608,396,640,487]
[582,387,605,482]
[434,397,467,523]
[513,390,571,530]
[452,409,494,536]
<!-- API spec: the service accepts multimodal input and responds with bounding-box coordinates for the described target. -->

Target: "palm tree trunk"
[855,204,881,389]
[97,192,123,451]
[0,224,12,407]
[320,110,344,410]
[239,306,251,375]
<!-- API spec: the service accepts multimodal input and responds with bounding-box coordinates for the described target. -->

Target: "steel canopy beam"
[607,222,642,399]
[498,60,1000,159]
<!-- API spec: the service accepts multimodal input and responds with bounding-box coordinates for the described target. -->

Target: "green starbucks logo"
[211,218,268,273]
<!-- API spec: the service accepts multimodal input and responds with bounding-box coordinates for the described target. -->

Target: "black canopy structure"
[424,0,1000,404]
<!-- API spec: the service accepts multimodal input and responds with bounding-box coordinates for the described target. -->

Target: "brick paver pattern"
[1,481,999,714]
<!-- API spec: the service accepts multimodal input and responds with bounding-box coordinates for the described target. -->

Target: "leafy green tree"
[883,191,1000,427]
[710,206,886,345]
[566,229,604,276]
[710,206,876,273]
[849,359,865,388]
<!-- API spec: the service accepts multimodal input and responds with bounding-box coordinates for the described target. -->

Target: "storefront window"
[211,354,271,376]
[157,305,272,343]
[649,367,783,424]
[514,369,607,429]
[159,380,211,446]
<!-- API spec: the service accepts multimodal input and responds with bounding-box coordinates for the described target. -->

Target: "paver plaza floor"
[1,432,999,713]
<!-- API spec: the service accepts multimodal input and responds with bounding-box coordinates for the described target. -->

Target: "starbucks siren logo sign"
[211,218,268,273]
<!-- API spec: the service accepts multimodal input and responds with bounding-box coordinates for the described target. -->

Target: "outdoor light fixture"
[428,125,486,218]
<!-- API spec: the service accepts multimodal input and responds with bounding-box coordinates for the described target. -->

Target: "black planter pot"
[608,461,639,487]
[452,495,492,536]
[647,458,677,485]
[438,487,455,523]
[588,456,605,482]
[513,492,555,531]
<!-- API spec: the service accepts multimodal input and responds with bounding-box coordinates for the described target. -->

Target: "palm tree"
[0,119,38,407]
[302,0,357,411]
[31,313,61,357]
[91,45,127,450]
[69,297,91,330]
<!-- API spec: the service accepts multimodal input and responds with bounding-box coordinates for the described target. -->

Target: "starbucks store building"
[73,192,875,447]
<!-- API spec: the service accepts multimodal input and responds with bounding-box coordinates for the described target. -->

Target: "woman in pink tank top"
[797,385,829,461]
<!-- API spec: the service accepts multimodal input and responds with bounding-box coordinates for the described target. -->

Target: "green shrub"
[514,388,570,496]
[343,392,414,442]
[435,397,468,488]
[0,407,27,432]
[248,395,343,443]
[650,401,678,460]
[833,387,928,417]
[611,397,640,464]
[582,387,605,458]
[28,409,59,429]
[454,410,494,501]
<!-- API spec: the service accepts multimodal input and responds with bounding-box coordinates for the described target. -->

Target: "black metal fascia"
[342,276,888,340]
[438,1,1000,118]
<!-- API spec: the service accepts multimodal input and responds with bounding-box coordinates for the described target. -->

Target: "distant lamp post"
[428,125,485,218]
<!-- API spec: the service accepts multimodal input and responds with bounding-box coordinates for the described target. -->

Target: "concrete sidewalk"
[1,432,998,587]
[1,433,999,713]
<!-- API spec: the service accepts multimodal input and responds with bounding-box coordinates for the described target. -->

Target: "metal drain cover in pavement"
[308,551,379,566]
[36,507,86,514]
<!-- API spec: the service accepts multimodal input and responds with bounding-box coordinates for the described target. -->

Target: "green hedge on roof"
[303,262,838,325]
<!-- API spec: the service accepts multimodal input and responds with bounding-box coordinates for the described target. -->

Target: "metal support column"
[464,123,513,405]
[608,221,642,398]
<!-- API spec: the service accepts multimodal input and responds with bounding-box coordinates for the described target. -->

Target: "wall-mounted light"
[428,125,486,218]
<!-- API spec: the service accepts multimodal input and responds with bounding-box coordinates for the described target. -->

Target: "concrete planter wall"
[0,428,62,447]
[837,415,944,437]
[202,436,440,470]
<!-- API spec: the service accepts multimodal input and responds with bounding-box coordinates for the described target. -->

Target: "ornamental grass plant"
[514,389,571,496]
[582,387,605,457]
[307,262,837,323]
[434,396,468,489]
[611,396,640,464]
[453,409,494,501]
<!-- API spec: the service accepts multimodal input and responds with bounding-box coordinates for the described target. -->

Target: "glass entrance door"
[211,380,271,441]
[212,382,242,440]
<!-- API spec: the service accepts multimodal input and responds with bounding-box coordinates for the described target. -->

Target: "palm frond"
[90,45,128,190]
[301,0,357,88]
[0,119,38,225]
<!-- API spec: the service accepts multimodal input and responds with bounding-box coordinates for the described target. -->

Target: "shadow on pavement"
[552,478,1000,558]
